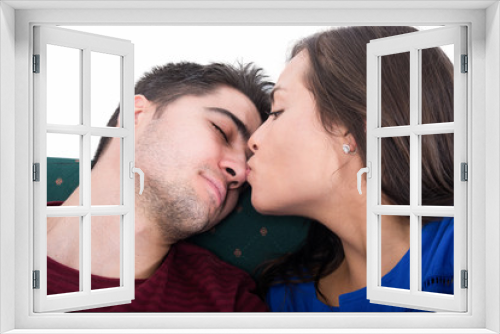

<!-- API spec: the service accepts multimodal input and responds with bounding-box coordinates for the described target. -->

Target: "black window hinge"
[461,163,468,181]
[33,163,40,182]
[461,54,468,73]
[33,54,40,73]
[33,270,40,289]
[461,270,468,289]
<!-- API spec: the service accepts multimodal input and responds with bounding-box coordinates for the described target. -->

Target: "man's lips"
[202,174,227,207]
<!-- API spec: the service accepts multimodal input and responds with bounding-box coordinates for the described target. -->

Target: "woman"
[246,26,455,312]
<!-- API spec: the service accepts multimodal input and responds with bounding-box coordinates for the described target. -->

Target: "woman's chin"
[250,193,287,216]
[250,193,272,215]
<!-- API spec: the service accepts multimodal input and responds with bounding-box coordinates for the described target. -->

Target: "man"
[47,62,273,312]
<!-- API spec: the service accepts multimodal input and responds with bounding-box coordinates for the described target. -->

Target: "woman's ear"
[342,130,358,155]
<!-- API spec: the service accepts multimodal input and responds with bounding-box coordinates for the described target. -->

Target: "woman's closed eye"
[212,123,229,142]
[268,110,284,120]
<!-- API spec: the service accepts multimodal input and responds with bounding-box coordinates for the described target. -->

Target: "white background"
[48,25,446,158]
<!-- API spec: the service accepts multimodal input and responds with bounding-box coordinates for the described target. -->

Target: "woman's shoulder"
[421,217,454,265]
[266,280,331,312]
[421,217,454,293]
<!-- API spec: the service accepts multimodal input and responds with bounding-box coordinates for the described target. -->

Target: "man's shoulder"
[171,241,250,279]
[162,241,267,312]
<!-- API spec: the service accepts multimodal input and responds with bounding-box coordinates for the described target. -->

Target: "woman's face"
[247,50,358,218]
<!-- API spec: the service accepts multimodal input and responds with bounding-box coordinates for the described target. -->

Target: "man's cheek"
[219,192,239,220]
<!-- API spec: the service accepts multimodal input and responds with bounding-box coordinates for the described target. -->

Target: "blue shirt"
[266,218,454,312]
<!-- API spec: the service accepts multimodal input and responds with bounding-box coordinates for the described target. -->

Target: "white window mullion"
[412,206,454,217]
[46,205,129,216]
[453,25,468,311]
[372,126,411,138]
[416,49,424,291]
[33,27,49,306]
[366,44,379,294]
[377,215,382,287]
[372,205,455,217]
[413,123,454,135]
[79,216,84,292]
[46,124,89,135]
[46,124,131,138]
[82,213,91,294]
[373,123,454,138]
[120,57,126,290]
[120,216,124,287]
[373,205,411,215]
[121,44,135,294]
[81,47,92,295]
[409,47,420,296]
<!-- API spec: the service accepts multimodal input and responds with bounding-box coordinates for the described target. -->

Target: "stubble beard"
[135,118,213,244]
[139,177,212,244]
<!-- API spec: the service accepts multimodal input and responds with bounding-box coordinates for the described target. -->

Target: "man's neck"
[133,207,173,279]
[47,214,172,280]
[47,160,173,280]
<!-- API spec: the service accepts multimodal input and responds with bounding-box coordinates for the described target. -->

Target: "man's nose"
[221,156,247,189]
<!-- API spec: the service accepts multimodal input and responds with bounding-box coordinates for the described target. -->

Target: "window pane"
[91,136,121,206]
[421,45,454,124]
[47,216,81,295]
[381,52,410,127]
[91,51,121,128]
[47,44,81,125]
[381,137,410,205]
[47,133,80,205]
[421,134,454,206]
[380,215,410,290]
[91,215,121,290]
[420,216,454,295]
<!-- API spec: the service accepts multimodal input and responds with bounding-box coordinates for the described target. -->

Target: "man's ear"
[134,94,150,126]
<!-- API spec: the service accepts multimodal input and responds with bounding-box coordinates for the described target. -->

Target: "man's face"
[134,86,261,242]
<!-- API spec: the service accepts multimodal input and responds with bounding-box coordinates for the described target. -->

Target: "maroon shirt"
[46,202,267,312]
[47,241,268,312]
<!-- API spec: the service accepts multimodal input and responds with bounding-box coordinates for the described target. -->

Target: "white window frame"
[32,25,136,312]
[365,26,468,312]
[1,1,499,333]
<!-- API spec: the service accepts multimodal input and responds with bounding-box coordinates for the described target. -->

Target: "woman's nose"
[248,132,259,153]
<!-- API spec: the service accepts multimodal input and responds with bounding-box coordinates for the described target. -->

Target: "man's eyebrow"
[205,107,250,141]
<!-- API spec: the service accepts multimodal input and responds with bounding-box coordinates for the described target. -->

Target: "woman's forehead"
[275,52,310,96]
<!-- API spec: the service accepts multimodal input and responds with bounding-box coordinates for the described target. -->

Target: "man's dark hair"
[93,61,273,163]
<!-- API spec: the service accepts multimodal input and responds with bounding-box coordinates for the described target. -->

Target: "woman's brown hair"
[256,26,455,300]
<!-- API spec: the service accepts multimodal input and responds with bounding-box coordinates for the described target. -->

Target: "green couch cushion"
[47,157,81,202]
[47,157,309,277]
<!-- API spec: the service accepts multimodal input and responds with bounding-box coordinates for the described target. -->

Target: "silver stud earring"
[343,144,350,154]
